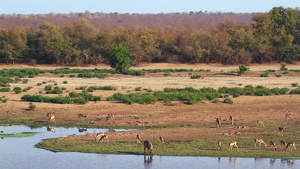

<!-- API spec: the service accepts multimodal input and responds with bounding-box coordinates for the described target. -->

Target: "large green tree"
[109,44,132,72]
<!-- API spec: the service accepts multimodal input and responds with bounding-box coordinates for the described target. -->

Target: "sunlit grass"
[0,132,39,137]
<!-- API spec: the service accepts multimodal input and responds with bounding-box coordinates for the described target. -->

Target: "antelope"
[98,134,109,143]
[278,127,286,136]
[285,114,292,120]
[229,141,238,151]
[229,116,234,125]
[47,127,55,133]
[286,142,296,152]
[218,141,222,150]
[144,140,154,156]
[269,141,277,151]
[78,114,87,118]
[106,113,116,122]
[159,136,164,144]
[216,118,221,128]
[281,140,287,147]
[95,132,105,142]
[47,114,55,123]
[257,120,265,128]
[137,134,143,143]
[46,112,55,117]
[254,138,267,148]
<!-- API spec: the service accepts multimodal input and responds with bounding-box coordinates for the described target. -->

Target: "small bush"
[0,87,10,92]
[44,85,52,90]
[15,77,21,83]
[280,62,287,71]
[60,75,65,77]
[290,88,300,94]
[164,72,171,76]
[28,75,34,78]
[134,87,142,91]
[29,102,36,110]
[260,73,269,77]
[276,74,282,77]
[63,81,68,84]
[70,74,75,77]
[291,83,298,87]
[190,75,203,79]
[14,87,22,94]
[224,98,233,104]
[212,99,219,103]
[37,83,42,86]
[22,79,29,84]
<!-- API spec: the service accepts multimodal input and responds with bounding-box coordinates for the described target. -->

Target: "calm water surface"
[0,125,298,169]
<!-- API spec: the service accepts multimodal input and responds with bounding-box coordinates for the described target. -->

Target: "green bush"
[22,79,29,84]
[290,88,300,94]
[63,81,68,84]
[224,98,233,104]
[29,102,36,110]
[46,86,63,94]
[0,87,10,92]
[44,85,52,90]
[291,83,298,87]
[14,87,22,94]
[260,73,269,77]
[164,72,171,76]
[190,75,203,79]
[37,83,42,86]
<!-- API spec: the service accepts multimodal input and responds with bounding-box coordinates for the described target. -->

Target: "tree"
[109,44,132,72]
[238,64,249,76]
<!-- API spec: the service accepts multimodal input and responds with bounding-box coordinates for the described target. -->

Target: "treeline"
[0,7,299,65]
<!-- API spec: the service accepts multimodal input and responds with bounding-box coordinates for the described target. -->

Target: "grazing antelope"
[269,141,277,151]
[106,113,116,122]
[285,114,292,120]
[46,112,55,117]
[159,136,164,144]
[218,141,222,150]
[47,114,55,123]
[254,138,267,148]
[257,120,265,128]
[278,127,286,136]
[78,114,87,118]
[144,140,154,156]
[98,134,109,143]
[47,127,55,133]
[281,140,287,147]
[286,142,296,152]
[215,118,221,128]
[229,116,234,125]
[137,134,143,143]
[229,141,238,151]
[95,132,105,142]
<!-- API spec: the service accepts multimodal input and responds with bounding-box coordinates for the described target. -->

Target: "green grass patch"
[0,132,39,137]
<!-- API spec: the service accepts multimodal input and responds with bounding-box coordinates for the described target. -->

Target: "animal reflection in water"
[78,128,87,132]
[229,157,237,163]
[46,127,55,133]
[144,140,154,156]
[144,155,153,163]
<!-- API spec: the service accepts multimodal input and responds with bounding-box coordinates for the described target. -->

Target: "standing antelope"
[229,141,238,151]
[278,127,286,136]
[218,141,222,150]
[95,132,105,142]
[98,134,109,143]
[229,116,234,125]
[257,120,265,128]
[254,138,267,148]
[216,118,221,128]
[159,136,164,144]
[285,114,292,120]
[286,142,296,152]
[144,140,154,156]
[47,113,55,123]
[137,134,143,143]
[269,141,277,151]
[106,113,116,122]
[78,113,87,118]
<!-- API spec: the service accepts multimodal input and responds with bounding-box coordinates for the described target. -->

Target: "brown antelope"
[106,113,116,122]
[46,127,55,133]
[229,141,238,151]
[137,134,143,143]
[229,116,234,125]
[78,114,87,118]
[281,140,287,147]
[144,140,154,156]
[98,134,109,143]
[47,114,55,123]
[257,120,265,128]
[254,138,267,148]
[269,141,277,151]
[285,114,292,120]
[286,142,296,152]
[218,141,222,150]
[278,127,286,136]
[95,132,105,142]
[216,118,221,128]
[159,136,164,144]
[46,112,55,117]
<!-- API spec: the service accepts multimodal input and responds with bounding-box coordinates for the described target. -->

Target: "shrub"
[260,73,269,77]
[14,87,22,94]
[44,85,52,90]
[28,75,34,78]
[212,99,219,103]
[291,83,298,87]
[22,86,33,92]
[224,98,233,104]
[15,77,21,83]
[60,75,65,77]
[280,62,287,71]
[70,74,75,77]
[63,81,68,84]
[134,87,142,91]
[0,87,10,92]
[22,79,29,84]
[29,102,36,110]
[46,86,63,94]
[238,65,249,76]
[290,88,300,94]
[37,83,42,86]
[164,72,171,76]
[190,75,203,79]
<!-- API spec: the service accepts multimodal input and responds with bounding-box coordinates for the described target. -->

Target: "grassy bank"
[36,133,300,159]
[0,132,39,137]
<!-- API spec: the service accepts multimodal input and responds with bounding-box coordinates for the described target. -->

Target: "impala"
[257,120,265,128]
[218,141,222,150]
[159,136,164,144]
[285,114,292,120]
[216,118,221,128]
[286,142,296,152]
[281,140,287,147]
[78,114,87,118]
[229,116,234,125]
[137,134,143,143]
[98,134,109,143]
[144,140,154,156]
[254,138,267,148]
[47,114,55,123]
[95,132,105,142]
[229,141,238,151]
[269,141,277,151]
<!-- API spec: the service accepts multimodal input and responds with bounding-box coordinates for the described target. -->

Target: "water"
[0,125,298,169]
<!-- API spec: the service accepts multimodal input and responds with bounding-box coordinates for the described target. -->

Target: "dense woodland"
[0,7,299,66]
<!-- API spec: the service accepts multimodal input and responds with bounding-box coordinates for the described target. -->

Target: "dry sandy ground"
[0,63,299,141]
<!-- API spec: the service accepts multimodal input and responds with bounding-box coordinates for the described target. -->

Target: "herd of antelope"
[220,113,296,152]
